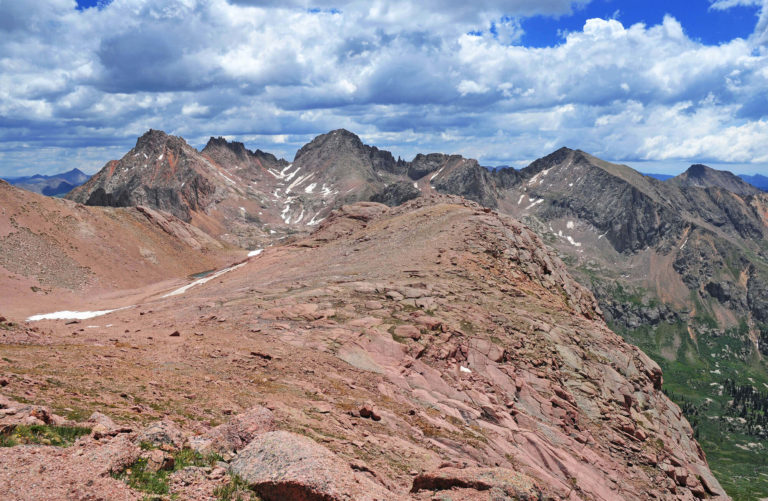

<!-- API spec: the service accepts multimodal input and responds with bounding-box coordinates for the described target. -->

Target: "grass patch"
[112,448,224,496]
[214,474,257,500]
[0,424,91,447]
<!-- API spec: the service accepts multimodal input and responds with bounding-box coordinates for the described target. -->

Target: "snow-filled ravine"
[26,250,266,321]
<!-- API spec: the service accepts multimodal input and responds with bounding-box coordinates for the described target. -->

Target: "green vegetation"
[112,448,225,496]
[0,424,91,447]
[611,315,768,501]
[213,474,257,501]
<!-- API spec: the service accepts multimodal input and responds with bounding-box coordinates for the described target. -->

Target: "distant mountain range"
[2,168,90,196]
[645,170,768,191]
[739,173,768,191]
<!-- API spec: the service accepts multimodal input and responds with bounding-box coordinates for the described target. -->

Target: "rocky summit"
[1,195,727,500]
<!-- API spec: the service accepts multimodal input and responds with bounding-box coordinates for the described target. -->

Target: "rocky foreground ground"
[1,196,728,500]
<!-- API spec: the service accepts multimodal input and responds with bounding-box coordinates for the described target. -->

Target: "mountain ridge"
[2,167,90,196]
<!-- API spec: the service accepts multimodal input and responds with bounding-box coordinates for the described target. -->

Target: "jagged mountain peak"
[670,163,761,196]
[686,163,715,177]
[294,128,368,161]
[202,136,286,166]
[520,146,576,178]
[203,136,254,162]
[132,128,189,155]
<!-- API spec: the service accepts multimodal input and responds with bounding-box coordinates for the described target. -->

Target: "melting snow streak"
[27,306,134,322]
[163,263,246,297]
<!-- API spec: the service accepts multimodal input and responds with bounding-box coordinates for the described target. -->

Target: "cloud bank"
[0,0,767,176]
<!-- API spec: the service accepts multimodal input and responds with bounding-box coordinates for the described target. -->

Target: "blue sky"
[521,0,762,47]
[1,0,767,176]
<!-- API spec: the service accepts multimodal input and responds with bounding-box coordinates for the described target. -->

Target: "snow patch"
[304,183,317,194]
[460,366,472,374]
[283,165,301,183]
[268,163,294,179]
[429,166,445,182]
[525,198,544,210]
[281,200,299,224]
[27,306,134,322]
[286,172,314,194]
[162,263,246,298]
[158,154,163,161]
[218,171,237,185]
[566,236,582,247]
[248,249,263,257]
[307,213,325,226]
[566,221,574,229]
[680,238,689,250]
[517,195,525,205]
[527,167,551,186]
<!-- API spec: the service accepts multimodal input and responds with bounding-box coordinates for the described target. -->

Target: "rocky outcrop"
[369,181,421,206]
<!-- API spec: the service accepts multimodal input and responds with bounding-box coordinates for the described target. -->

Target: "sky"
[1,0,768,177]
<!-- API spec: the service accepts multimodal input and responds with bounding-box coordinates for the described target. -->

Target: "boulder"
[136,420,184,451]
[394,325,421,340]
[191,405,275,454]
[144,449,175,473]
[230,431,396,501]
